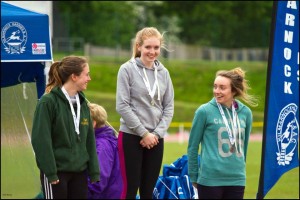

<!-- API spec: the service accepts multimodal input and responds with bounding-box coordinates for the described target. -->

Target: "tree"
[55,1,273,49]
[161,1,272,48]
[56,1,137,49]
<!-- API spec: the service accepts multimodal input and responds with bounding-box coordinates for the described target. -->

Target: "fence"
[83,43,268,61]
[52,38,269,61]
[166,44,269,61]
[52,37,85,53]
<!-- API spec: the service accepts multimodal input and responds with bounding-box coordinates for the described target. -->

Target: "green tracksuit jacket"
[31,87,100,183]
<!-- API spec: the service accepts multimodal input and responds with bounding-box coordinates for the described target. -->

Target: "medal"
[217,100,242,154]
[132,58,161,106]
[151,99,155,106]
[230,145,235,153]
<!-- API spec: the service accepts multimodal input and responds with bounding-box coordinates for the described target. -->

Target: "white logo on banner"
[276,103,299,166]
[1,21,27,54]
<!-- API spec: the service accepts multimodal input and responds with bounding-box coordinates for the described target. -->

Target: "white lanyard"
[131,58,160,105]
[61,86,81,141]
[217,100,240,152]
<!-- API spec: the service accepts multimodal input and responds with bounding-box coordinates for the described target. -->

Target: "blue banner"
[1,2,53,99]
[257,1,299,199]
[1,2,52,61]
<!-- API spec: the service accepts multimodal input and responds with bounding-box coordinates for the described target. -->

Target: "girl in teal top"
[187,67,258,199]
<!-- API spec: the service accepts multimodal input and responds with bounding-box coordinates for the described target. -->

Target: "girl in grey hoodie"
[116,27,174,199]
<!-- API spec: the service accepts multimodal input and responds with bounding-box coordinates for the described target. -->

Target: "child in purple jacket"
[87,103,122,199]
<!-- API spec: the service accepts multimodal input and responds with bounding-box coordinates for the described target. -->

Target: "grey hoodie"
[116,57,174,138]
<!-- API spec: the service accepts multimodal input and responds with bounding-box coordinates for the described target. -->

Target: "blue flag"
[256,1,299,199]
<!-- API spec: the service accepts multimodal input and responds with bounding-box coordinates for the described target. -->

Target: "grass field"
[1,140,298,199]
[1,84,41,199]
[1,145,41,199]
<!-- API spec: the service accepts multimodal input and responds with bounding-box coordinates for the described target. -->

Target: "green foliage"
[163,1,273,47]
[57,1,137,49]
[55,1,273,48]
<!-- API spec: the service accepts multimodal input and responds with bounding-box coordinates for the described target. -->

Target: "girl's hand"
[140,132,158,149]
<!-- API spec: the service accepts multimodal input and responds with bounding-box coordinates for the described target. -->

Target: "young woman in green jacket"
[31,55,100,199]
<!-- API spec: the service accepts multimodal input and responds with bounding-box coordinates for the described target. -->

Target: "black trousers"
[197,184,245,199]
[40,170,88,199]
[118,132,164,199]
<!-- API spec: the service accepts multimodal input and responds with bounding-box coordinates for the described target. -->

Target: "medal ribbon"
[131,58,160,104]
[217,100,240,152]
[226,107,242,153]
[61,86,81,141]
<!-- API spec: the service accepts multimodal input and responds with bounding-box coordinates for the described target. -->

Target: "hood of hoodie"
[134,57,164,71]
[94,126,117,148]
[51,86,87,104]
[209,97,245,113]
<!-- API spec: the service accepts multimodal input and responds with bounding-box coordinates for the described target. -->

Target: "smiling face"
[213,75,235,108]
[73,64,91,91]
[138,36,161,68]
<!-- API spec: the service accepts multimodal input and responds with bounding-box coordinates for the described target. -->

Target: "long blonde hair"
[132,27,169,58]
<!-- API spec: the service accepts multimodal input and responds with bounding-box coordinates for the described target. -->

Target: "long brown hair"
[216,67,258,107]
[45,55,88,94]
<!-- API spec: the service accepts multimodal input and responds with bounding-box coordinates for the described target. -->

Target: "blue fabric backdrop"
[1,1,53,98]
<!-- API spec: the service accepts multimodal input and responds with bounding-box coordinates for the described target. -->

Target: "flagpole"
[256,1,277,199]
